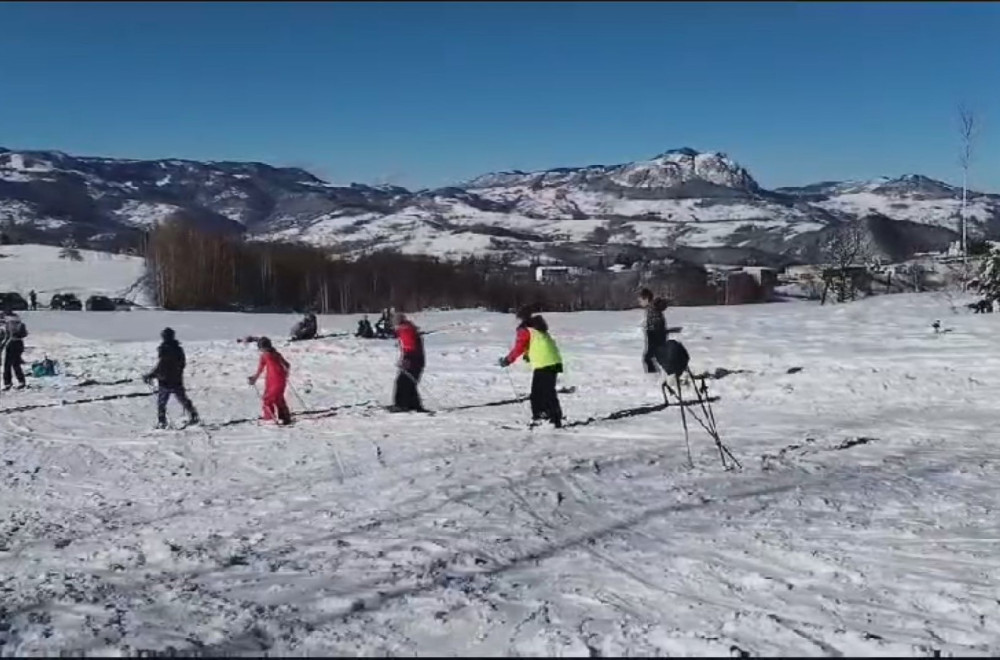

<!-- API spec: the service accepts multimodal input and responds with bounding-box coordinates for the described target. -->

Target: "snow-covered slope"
[0,244,148,305]
[3,145,998,265]
[2,293,999,655]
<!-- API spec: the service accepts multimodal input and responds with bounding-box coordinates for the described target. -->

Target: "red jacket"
[254,350,289,389]
[506,325,531,364]
[396,320,423,356]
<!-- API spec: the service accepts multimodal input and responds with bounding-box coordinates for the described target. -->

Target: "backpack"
[31,358,57,378]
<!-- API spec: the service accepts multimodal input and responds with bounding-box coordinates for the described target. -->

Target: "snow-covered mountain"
[3,145,999,266]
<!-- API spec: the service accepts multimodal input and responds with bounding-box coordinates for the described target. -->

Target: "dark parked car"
[50,293,83,311]
[85,295,116,311]
[0,292,29,312]
[110,297,137,311]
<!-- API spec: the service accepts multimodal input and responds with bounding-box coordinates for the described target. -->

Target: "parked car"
[85,295,116,311]
[110,297,137,311]
[0,292,29,312]
[50,293,83,311]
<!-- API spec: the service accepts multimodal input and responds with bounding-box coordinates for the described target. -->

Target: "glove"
[247,376,256,386]
[142,374,154,386]
[498,356,510,368]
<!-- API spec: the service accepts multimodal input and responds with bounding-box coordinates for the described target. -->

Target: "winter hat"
[257,336,273,351]
[161,327,176,341]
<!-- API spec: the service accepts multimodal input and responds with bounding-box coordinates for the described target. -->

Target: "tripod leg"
[687,369,741,470]
[675,374,694,468]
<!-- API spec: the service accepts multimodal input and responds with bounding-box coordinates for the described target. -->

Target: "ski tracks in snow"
[2,296,1000,655]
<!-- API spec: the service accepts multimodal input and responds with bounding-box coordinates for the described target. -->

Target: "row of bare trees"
[141,222,724,313]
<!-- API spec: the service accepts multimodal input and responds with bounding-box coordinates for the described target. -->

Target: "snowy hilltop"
[2,145,999,266]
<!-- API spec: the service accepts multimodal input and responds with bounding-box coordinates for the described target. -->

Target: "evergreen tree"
[976,246,1000,302]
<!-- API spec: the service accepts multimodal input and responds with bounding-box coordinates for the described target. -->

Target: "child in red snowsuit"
[248,336,292,425]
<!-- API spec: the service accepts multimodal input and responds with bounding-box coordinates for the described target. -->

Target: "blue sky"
[1,2,999,190]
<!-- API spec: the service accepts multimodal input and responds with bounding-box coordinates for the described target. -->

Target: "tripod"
[661,369,741,471]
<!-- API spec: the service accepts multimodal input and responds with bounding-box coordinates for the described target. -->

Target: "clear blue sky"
[2,2,999,191]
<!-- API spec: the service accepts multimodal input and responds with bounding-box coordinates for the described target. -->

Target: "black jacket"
[148,339,186,387]
[642,299,668,372]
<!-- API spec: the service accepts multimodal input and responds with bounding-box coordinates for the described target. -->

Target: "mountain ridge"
[2,145,997,267]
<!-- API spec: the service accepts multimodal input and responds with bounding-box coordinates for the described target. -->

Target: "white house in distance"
[535,265,587,283]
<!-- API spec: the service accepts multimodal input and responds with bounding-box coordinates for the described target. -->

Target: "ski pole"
[504,367,530,415]
[288,382,309,411]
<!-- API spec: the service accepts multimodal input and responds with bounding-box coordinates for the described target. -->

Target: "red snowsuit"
[253,349,291,423]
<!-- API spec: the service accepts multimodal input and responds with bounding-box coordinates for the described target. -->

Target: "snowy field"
[2,293,1000,656]
[0,245,148,306]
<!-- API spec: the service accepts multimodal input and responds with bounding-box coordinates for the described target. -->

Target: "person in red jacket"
[248,336,292,425]
[390,311,427,412]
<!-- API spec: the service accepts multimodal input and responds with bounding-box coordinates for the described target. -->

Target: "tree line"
[141,221,726,314]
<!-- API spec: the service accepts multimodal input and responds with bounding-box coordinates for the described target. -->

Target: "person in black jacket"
[143,327,200,429]
[290,312,318,342]
[0,310,28,391]
[639,288,672,375]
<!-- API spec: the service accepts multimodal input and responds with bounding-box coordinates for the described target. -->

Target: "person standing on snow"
[0,310,28,390]
[248,336,293,425]
[639,288,670,374]
[390,311,426,412]
[499,307,564,428]
[28,290,37,311]
[143,327,200,429]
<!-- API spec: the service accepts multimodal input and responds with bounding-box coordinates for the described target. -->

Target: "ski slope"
[2,293,999,655]
[0,244,149,306]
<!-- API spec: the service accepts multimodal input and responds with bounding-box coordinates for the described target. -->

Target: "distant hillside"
[3,146,997,266]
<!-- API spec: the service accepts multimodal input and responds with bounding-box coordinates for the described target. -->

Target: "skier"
[143,327,200,429]
[499,307,563,428]
[290,312,318,342]
[248,336,292,425]
[28,290,37,311]
[0,310,28,390]
[389,311,426,412]
[638,287,671,375]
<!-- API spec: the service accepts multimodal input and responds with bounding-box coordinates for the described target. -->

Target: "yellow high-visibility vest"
[528,328,562,369]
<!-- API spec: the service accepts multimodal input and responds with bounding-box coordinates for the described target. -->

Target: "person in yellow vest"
[499,308,563,428]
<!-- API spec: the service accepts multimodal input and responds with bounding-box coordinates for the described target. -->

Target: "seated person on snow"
[290,312,318,342]
[356,315,375,339]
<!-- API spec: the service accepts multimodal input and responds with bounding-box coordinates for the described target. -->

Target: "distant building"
[535,265,586,283]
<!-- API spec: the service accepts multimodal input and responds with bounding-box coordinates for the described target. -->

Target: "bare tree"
[958,103,979,285]
[820,217,873,304]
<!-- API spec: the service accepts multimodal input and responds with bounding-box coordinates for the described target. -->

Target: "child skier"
[499,307,563,428]
[143,327,200,429]
[248,336,293,425]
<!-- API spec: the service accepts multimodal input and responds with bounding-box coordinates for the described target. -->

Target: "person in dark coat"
[639,288,672,376]
[290,312,318,342]
[143,327,200,429]
[390,312,426,412]
[0,311,28,390]
[28,290,37,311]
[356,316,375,339]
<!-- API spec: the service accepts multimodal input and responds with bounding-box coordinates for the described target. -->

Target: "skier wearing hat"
[248,336,292,425]
[499,306,564,428]
[143,327,200,429]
